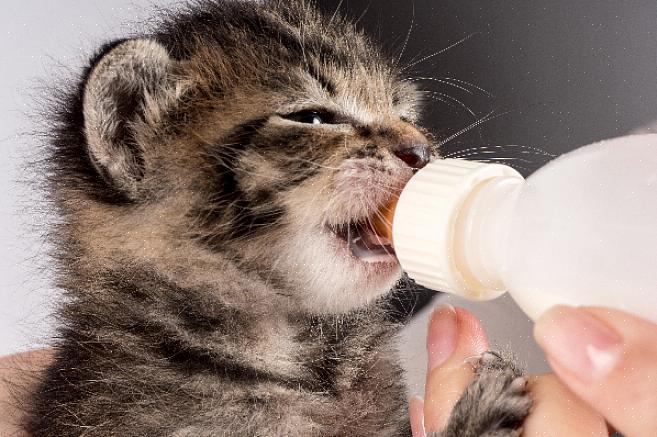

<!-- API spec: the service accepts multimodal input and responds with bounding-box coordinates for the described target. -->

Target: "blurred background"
[1,0,655,394]
[321,0,657,155]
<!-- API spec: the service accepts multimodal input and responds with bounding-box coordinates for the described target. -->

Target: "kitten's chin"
[274,227,402,314]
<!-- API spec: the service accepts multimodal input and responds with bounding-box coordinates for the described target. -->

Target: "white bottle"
[393,134,657,323]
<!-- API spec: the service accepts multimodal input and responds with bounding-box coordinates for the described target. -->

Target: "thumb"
[534,305,657,437]
[423,305,489,432]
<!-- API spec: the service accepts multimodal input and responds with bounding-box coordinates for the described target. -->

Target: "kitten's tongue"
[347,224,394,262]
[358,224,392,247]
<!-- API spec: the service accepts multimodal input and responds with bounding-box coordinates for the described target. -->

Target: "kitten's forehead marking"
[300,72,390,126]
[307,64,337,96]
[323,65,401,126]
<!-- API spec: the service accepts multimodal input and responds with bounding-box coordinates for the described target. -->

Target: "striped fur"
[24,1,536,435]
[25,1,431,435]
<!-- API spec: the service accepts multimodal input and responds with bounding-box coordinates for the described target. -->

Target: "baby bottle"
[381,134,657,323]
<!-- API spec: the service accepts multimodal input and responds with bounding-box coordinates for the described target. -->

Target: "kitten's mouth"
[329,220,396,263]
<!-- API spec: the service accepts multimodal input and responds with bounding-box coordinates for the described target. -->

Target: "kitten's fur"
[25,1,531,435]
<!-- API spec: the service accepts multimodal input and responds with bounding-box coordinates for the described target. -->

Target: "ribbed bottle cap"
[393,159,523,299]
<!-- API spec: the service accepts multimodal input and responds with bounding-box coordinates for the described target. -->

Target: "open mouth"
[330,220,396,263]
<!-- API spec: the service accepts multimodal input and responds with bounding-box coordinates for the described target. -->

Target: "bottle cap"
[393,159,523,299]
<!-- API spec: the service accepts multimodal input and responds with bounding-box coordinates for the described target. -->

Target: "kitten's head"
[51,0,436,314]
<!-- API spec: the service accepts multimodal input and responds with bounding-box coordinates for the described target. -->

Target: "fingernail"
[409,395,426,437]
[535,305,623,381]
[427,304,458,370]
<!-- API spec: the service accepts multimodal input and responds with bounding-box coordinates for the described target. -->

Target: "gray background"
[320,0,657,159]
[1,0,655,392]
[0,1,165,355]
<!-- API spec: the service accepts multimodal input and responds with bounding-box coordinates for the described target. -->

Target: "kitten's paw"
[430,350,533,437]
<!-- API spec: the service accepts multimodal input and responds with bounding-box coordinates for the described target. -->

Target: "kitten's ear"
[83,39,172,199]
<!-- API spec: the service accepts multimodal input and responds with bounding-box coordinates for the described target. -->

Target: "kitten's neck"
[60,259,397,384]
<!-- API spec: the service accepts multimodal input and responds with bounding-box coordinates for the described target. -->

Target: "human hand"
[409,305,643,436]
[0,349,53,437]
[532,305,657,436]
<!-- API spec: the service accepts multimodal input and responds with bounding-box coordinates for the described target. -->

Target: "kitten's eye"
[283,110,331,125]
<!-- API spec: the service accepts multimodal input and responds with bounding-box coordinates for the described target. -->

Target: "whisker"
[412,78,473,95]
[441,77,493,97]
[394,4,415,68]
[402,32,479,72]
[329,0,345,25]
[423,91,479,119]
[446,152,536,165]
[436,109,515,148]
[443,144,556,159]
[410,76,493,98]
[353,0,373,26]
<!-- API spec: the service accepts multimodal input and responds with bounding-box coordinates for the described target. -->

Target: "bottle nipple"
[372,197,398,243]
[388,158,523,298]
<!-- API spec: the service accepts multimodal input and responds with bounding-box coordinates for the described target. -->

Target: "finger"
[523,373,608,436]
[409,395,426,437]
[535,306,657,437]
[0,349,54,437]
[423,305,489,433]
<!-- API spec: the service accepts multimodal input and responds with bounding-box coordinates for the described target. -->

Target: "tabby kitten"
[25,1,531,435]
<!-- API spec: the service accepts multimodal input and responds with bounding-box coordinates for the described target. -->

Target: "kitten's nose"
[394,144,431,170]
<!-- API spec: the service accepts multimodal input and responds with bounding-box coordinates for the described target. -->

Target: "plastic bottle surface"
[378,134,657,323]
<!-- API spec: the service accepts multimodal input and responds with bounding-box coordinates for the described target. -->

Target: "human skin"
[411,305,657,437]
[0,349,53,437]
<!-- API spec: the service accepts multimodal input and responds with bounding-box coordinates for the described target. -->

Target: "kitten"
[25,1,531,435]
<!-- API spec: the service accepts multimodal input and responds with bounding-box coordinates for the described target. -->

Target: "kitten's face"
[63,1,436,314]
[209,76,432,313]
